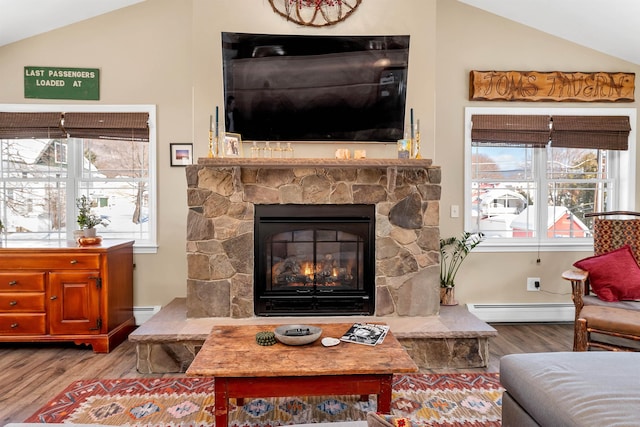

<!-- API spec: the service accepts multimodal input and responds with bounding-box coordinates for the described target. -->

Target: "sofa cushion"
[573,245,640,302]
[500,352,640,427]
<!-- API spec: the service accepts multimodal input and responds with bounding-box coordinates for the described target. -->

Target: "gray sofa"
[500,352,640,426]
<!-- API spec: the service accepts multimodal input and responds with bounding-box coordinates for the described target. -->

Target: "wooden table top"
[186,323,419,378]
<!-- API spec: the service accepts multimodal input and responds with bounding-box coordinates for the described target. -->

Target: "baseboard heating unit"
[467,303,575,323]
[133,306,162,325]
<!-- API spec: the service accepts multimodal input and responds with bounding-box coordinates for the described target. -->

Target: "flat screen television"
[221,32,410,143]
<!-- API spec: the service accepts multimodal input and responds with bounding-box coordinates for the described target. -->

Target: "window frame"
[464,106,636,252]
[0,103,157,254]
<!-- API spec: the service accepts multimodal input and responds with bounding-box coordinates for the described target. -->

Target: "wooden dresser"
[0,240,135,353]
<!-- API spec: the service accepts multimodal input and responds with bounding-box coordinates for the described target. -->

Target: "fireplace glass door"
[254,205,375,316]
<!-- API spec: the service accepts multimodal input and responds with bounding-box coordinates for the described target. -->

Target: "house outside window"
[465,107,636,251]
[0,105,157,253]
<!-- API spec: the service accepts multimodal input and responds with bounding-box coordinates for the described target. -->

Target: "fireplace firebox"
[254,204,375,316]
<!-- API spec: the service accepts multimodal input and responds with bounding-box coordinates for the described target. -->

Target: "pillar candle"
[410,108,415,140]
[215,106,219,136]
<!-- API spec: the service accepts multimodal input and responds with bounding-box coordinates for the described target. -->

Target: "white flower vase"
[83,228,97,238]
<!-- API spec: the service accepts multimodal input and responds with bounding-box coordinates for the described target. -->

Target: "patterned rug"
[26,373,503,427]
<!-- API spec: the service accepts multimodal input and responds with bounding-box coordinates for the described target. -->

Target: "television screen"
[221,32,410,143]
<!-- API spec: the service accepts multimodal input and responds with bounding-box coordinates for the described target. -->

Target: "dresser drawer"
[0,253,100,270]
[0,313,46,335]
[0,293,45,312]
[0,272,46,292]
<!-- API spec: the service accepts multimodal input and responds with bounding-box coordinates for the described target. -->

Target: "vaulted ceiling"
[458,0,640,66]
[1,0,639,66]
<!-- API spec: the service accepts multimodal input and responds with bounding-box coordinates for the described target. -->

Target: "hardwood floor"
[0,322,574,424]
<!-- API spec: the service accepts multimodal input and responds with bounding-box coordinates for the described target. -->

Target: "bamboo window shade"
[471,114,631,151]
[0,112,149,141]
[551,115,631,150]
[471,115,551,147]
[0,112,66,139]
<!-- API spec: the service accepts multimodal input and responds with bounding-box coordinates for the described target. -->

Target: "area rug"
[25,373,503,427]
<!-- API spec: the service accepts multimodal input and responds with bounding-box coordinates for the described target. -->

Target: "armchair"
[562,211,640,351]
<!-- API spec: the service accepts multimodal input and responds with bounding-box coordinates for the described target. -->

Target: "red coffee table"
[186,323,418,427]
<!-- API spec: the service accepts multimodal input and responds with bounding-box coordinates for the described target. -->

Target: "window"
[0,105,157,252]
[465,107,636,251]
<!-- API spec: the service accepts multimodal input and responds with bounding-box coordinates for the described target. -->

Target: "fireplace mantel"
[197,158,432,169]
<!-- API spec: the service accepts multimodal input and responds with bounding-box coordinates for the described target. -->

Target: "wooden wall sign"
[470,70,635,102]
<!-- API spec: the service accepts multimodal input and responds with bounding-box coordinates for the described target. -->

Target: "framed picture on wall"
[223,132,243,157]
[170,143,193,166]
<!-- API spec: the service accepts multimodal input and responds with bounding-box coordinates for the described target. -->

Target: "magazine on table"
[340,323,389,346]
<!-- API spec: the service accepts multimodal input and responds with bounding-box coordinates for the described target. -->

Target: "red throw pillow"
[573,245,640,302]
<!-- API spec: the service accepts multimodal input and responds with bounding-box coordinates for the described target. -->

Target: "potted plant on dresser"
[75,195,108,243]
[439,231,484,305]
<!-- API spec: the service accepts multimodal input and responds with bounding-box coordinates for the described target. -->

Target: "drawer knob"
[10,323,18,329]
[70,259,78,264]
[50,295,58,301]
[8,280,17,286]
[9,300,17,306]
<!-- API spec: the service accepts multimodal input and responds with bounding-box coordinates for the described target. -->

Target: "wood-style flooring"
[0,322,573,425]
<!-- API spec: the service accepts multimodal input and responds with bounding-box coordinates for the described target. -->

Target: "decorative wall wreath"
[268,0,363,27]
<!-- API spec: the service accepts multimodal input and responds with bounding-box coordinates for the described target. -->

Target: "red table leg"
[215,377,229,427]
[377,374,393,413]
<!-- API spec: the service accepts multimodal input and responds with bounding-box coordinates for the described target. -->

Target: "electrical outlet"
[527,277,541,291]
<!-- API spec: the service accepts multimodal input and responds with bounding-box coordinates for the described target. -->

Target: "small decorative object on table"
[75,195,108,245]
[340,323,389,346]
[255,331,277,346]
[77,236,103,246]
[274,324,322,345]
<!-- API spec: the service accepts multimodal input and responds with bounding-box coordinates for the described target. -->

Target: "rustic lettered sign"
[469,70,635,102]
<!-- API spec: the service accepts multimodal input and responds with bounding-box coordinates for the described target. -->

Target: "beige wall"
[436,0,640,304]
[0,0,638,309]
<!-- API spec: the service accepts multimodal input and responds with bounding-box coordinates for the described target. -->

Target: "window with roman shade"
[0,106,156,251]
[466,107,635,249]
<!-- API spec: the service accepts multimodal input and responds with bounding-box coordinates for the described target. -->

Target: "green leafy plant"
[76,195,108,229]
[440,231,484,288]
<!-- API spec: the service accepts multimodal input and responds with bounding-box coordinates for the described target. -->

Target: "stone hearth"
[185,158,441,319]
[130,298,498,373]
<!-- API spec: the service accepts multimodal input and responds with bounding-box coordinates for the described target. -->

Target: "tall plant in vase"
[76,195,108,237]
[439,231,484,305]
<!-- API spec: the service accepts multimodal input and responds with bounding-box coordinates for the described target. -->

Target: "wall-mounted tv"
[221,32,410,143]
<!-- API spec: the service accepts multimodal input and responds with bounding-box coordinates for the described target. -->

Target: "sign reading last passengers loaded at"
[24,66,100,100]
[469,70,635,102]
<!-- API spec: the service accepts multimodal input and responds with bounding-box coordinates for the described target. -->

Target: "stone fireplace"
[185,158,441,319]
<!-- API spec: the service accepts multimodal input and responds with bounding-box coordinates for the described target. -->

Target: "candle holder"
[413,131,422,159]
[208,130,214,158]
[208,130,220,158]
